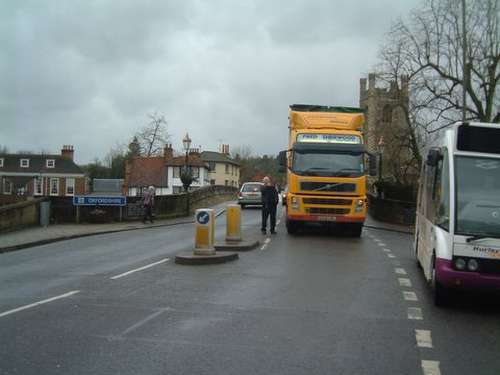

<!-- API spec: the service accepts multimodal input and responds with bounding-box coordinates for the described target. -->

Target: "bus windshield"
[293,151,364,177]
[455,156,500,237]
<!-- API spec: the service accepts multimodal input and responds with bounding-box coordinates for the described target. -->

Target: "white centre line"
[383,248,391,252]
[415,330,433,348]
[421,360,441,375]
[0,290,80,318]
[395,268,407,275]
[403,291,418,301]
[110,258,170,280]
[260,238,271,251]
[408,307,423,320]
[387,254,396,258]
[399,278,412,287]
[378,243,387,247]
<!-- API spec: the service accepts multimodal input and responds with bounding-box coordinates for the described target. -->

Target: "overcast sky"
[1,0,420,164]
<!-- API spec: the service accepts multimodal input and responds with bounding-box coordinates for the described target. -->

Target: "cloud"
[0,0,419,163]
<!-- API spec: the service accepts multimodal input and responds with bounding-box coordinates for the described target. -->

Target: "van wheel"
[240,204,245,209]
[431,255,448,307]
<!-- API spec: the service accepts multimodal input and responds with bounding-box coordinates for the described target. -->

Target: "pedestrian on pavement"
[261,176,279,234]
[142,186,155,224]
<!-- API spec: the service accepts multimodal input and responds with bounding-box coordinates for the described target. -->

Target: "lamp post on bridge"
[180,133,193,215]
[377,136,385,199]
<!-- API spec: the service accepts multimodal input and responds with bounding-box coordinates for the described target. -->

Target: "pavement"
[0,200,233,253]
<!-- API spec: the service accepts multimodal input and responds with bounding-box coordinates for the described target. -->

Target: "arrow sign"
[196,211,210,225]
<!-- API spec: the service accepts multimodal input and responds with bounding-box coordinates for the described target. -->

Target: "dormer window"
[0,158,3,167]
[46,159,55,168]
[20,159,29,168]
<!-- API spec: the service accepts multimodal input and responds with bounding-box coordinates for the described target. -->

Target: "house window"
[225,180,229,186]
[225,164,229,174]
[34,177,43,195]
[173,186,183,194]
[210,179,216,185]
[208,162,216,171]
[173,167,181,178]
[46,159,55,168]
[50,178,59,196]
[20,159,30,168]
[0,158,3,167]
[66,178,75,196]
[191,167,199,178]
[3,178,12,194]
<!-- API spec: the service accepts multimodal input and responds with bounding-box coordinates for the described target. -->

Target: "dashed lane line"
[0,290,80,318]
[399,278,413,287]
[403,291,418,301]
[421,360,441,375]
[395,267,407,275]
[110,258,170,280]
[387,254,396,258]
[377,243,387,247]
[408,307,423,320]
[383,248,391,252]
[415,330,433,348]
[260,238,271,251]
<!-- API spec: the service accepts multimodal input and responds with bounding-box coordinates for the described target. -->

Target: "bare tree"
[231,144,253,160]
[379,0,499,131]
[136,112,170,156]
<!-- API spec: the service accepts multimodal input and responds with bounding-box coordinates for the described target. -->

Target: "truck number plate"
[319,216,337,222]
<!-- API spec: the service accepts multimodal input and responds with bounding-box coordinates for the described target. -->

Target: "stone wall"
[0,198,45,232]
[367,194,416,226]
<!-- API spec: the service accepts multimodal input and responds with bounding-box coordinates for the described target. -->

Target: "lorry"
[278,104,376,236]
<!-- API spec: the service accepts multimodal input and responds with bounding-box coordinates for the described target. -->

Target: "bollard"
[194,209,216,256]
[226,204,242,242]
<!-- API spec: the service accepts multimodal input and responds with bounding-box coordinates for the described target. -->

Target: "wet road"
[1,206,499,375]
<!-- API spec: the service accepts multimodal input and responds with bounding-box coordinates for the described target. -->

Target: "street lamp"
[180,133,193,215]
[377,136,385,198]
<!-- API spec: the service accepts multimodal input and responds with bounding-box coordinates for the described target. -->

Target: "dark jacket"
[261,185,279,207]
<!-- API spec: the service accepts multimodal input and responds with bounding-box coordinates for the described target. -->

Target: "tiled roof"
[0,154,84,174]
[166,155,207,167]
[127,157,167,187]
[200,151,240,166]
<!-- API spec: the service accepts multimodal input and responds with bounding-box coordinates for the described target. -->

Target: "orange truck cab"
[278,104,377,236]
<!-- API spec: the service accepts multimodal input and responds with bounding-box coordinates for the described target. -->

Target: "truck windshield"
[455,156,500,237]
[292,152,364,177]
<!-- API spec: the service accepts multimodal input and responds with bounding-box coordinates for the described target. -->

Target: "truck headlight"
[355,199,364,212]
[291,196,300,210]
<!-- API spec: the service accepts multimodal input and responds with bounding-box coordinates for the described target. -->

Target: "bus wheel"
[415,235,422,269]
[286,219,299,235]
[431,256,449,307]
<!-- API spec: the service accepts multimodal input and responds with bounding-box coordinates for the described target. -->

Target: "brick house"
[123,145,210,196]
[0,145,86,197]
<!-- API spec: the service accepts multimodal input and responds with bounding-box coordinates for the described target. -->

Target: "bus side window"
[425,162,436,221]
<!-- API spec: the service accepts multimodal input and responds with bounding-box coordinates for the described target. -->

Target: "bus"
[415,121,500,306]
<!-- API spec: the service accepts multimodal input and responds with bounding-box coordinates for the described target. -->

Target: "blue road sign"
[196,211,210,225]
[73,196,127,206]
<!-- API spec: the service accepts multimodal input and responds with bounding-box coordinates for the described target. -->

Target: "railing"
[367,194,416,226]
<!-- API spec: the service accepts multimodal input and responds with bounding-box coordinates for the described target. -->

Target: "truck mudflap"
[287,214,365,223]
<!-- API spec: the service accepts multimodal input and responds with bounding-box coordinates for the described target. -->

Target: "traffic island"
[174,208,239,266]
[215,240,259,252]
[175,251,238,265]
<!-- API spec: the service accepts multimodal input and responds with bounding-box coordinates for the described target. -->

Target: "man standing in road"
[142,186,155,224]
[261,176,279,234]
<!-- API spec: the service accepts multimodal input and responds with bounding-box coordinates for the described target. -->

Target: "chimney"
[61,145,74,160]
[163,144,173,161]
[221,144,230,155]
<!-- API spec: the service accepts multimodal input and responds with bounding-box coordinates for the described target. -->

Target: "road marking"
[387,254,396,258]
[277,220,281,225]
[0,290,80,318]
[373,239,381,242]
[408,307,423,320]
[392,260,401,266]
[260,238,271,251]
[121,308,169,336]
[395,268,407,275]
[415,330,433,348]
[378,243,387,247]
[110,258,170,280]
[421,360,441,375]
[399,278,412,287]
[383,248,391,253]
[403,291,418,301]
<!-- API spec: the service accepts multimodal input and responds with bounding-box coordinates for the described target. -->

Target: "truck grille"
[300,182,356,193]
[307,207,350,215]
[303,198,352,206]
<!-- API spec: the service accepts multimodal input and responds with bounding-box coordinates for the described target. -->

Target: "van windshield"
[455,156,500,237]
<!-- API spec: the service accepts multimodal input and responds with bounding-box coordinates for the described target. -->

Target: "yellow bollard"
[226,204,242,242]
[194,209,215,255]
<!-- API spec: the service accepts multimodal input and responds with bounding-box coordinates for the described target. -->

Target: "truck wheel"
[286,219,299,235]
[350,223,363,237]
